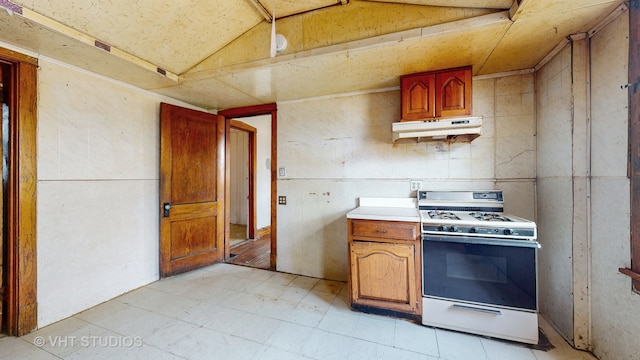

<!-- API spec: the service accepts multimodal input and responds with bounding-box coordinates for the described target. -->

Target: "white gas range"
[418,190,541,345]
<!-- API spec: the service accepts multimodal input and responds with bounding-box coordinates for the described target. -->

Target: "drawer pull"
[375,229,388,233]
[452,304,502,315]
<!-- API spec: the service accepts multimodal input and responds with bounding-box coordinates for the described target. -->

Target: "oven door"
[422,235,538,311]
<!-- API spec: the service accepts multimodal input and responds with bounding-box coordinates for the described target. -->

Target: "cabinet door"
[350,241,418,313]
[401,73,435,121]
[435,67,472,117]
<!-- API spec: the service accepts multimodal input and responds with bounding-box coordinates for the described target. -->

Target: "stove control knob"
[469,227,477,233]
[504,228,513,235]
[437,225,445,231]
[449,226,458,232]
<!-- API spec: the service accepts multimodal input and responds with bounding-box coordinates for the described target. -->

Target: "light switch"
[279,167,286,177]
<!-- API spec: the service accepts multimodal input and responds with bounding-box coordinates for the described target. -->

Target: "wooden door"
[159,103,225,277]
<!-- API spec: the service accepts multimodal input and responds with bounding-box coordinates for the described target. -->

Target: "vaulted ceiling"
[0,0,626,110]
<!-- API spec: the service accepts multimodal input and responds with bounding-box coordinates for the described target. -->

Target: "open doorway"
[219,104,277,270]
[226,117,270,269]
[228,123,256,249]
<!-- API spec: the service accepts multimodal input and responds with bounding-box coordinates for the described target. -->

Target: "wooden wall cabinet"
[400,66,472,121]
[348,219,421,319]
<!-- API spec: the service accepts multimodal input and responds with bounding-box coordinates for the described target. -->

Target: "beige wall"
[536,8,640,360]
[35,56,204,327]
[536,43,575,343]
[276,74,537,281]
[589,10,640,360]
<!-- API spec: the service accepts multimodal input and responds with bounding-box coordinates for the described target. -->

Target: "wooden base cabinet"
[348,219,421,319]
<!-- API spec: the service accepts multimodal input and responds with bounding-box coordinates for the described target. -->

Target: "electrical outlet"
[410,180,423,191]
[278,196,287,205]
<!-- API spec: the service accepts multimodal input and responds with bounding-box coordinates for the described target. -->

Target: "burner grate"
[469,212,512,222]
[428,210,460,220]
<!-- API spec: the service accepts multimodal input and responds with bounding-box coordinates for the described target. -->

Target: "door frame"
[0,47,38,336]
[225,119,257,260]
[219,104,277,270]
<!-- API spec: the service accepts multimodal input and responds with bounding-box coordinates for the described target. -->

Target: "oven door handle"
[452,303,502,315]
[422,234,540,248]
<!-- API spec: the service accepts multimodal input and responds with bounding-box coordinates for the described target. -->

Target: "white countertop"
[346,197,420,222]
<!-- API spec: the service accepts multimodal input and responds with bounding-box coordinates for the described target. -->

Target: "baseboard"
[256,226,271,239]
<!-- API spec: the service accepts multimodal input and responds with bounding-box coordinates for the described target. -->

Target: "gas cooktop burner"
[418,190,538,240]
[428,210,460,220]
[469,212,513,222]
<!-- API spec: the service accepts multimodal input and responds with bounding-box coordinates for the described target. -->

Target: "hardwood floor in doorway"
[227,235,271,270]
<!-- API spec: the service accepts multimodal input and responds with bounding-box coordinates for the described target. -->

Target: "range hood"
[392,116,482,143]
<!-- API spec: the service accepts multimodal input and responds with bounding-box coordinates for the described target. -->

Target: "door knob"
[163,203,171,217]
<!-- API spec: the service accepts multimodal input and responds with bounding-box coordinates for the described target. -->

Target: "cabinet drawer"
[351,220,418,241]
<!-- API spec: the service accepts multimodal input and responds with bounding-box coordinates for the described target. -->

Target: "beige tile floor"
[2,263,597,360]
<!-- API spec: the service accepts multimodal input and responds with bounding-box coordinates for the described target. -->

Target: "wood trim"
[0,48,37,66]
[270,109,277,270]
[219,104,277,271]
[1,52,38,335]
[224,120,231,260]
[619,267,640,282]
[216,113,227,265]
[256,225,271,239]
[218,103,276,118]
[229,119,258,132]
[16,61,38,335]
[629,0,640,291]
[249,124,257,241]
